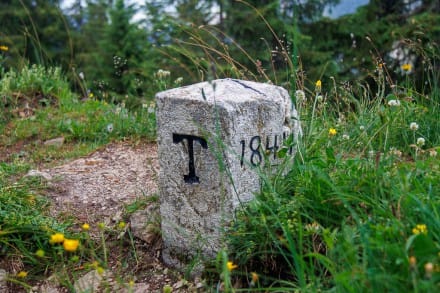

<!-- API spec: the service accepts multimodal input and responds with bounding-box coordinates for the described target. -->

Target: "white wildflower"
[390,147,402,157]
[107,123,114,133]
[156,69,170,79]
[409,122,419,131]
[342,134,350,140]
[174,77,183,85]
[388,99,401,107]
[416,137,425,146]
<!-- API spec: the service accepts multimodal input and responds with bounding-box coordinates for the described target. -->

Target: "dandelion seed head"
[295,90,305,101]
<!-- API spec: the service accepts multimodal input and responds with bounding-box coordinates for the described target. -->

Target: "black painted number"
[249,136,262,166]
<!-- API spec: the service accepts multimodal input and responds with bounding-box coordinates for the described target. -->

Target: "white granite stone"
[156,78,301,267]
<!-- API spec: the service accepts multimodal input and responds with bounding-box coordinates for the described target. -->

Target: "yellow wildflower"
[425,262,434,279]
[409,256,417,269]
[0,45,8,52]
[315,80,322,92]
[412,224,428,235]
[163,285,173,293]
[227,261,238,271]
[27,195,36,205]
[329,128,337,136]
[96,266,105,275]
[63,239,80,252]
[81,223,90,231]
[35,249,45,258]
[118,221,126,229]
[49,233,65,244]
[401,63,412,72]
[251,272,259,283]
[16,271,28,278]
[89,261,99,269]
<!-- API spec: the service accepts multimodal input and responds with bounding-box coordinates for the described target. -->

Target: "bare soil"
[44,141,159,225]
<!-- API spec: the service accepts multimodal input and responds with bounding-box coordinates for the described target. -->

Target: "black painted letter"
[173,133,208,184]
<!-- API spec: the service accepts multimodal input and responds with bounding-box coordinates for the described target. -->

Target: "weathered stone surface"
[156,78,301,267]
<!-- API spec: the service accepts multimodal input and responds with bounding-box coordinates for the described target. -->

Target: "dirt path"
[20,142,203,292]
[41,141,159,225]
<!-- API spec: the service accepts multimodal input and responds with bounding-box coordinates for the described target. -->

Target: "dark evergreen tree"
[222,0,340,83]
[99,0,149,102]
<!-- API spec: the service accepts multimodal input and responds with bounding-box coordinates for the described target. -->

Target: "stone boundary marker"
[156,78,301,268]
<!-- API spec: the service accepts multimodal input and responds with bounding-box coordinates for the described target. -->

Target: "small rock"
[25,170,53,181]
[38,274,61,293]
[38,284,60,293]
[196,282,204,289]
[0,269,7,292]
[173,279,187,289]
[130,204,160,244]
[74,270,103,293]
[111,210,123,223]
[44,137,65,147]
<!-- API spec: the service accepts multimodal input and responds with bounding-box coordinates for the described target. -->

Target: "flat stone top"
[156,78,288,105]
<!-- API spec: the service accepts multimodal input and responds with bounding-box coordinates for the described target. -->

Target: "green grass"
[223,71,440,291]
[0,64,156,166]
